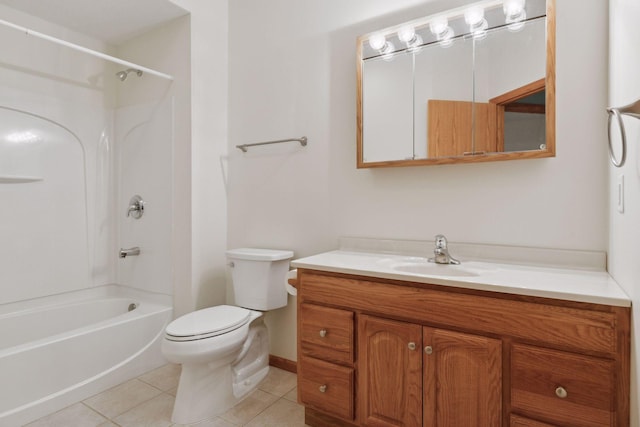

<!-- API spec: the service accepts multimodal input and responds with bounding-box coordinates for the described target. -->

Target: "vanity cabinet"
[296,270,630,427]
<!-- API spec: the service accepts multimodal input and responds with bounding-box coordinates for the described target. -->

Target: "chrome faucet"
[428,235,460,265]
[119,247,140,258]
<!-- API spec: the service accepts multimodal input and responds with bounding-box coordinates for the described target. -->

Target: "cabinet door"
[358,315,422,427]
[423,327,502,426]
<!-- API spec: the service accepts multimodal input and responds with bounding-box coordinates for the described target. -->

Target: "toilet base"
[171,363,240,424]
[169,318,271,424]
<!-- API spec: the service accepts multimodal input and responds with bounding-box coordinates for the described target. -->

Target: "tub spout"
[119,247,140,258]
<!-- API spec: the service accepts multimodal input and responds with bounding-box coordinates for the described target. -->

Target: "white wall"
[228,0,609,362]
[166,0,229,315]
[609,0,640,423]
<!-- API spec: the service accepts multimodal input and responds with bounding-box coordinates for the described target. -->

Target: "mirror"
[357,0,555,168]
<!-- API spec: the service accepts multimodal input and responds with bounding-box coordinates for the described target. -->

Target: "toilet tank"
[226,248,294,310]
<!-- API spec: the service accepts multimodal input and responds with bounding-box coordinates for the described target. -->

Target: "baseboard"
[269,354,297,373]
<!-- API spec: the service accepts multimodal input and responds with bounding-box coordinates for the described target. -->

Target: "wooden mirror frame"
[356,0,555,168]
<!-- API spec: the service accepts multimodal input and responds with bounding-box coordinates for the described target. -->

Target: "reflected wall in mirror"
[357,0,555,168]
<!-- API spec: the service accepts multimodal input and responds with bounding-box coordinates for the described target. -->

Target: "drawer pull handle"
[424,346,433,355]
[319,384,327,393]
[555,386,568,399]
[408,342,416,351]
[319,329,327,338]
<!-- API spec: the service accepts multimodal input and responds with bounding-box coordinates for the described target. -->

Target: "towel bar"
[236,136,307,153]
[607,99,640,167]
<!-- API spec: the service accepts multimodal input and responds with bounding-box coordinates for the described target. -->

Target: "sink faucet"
[428,235,460,265]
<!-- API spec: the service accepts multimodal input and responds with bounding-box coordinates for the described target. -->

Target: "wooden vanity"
[295,269,630,427]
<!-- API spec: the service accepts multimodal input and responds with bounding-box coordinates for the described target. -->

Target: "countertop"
[291,250,631,307]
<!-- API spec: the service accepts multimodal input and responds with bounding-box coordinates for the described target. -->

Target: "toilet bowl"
[162,248,293,425]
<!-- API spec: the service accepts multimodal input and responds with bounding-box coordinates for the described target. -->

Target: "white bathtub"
[0,285,172,426]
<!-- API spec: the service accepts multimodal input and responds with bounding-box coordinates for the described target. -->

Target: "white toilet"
[162,248,294,425]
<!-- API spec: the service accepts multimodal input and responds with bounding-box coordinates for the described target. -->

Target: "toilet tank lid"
[226,248,293,261]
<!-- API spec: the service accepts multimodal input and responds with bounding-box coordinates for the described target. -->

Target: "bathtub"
[0,285,172,426]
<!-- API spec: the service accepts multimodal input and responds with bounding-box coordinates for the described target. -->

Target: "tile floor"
[26,365,309,427]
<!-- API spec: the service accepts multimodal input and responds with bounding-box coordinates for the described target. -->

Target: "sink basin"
[392,262,480,277]
[376,257,496,278]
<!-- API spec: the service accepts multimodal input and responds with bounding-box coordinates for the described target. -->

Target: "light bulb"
[464,6,485,27]
[398,25,416,43]
[435,29,454,47]
[369,33,386,51]
[506,12,527,31]
[503,0,526,19]
[504,0,526,32]
[430,16,449,37]
[408,35,423,51]
[381,41,395,56]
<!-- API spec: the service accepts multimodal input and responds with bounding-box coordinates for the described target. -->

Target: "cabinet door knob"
[319,329,327,338]
[424,345,433,355]
[555,386,568,399]
[319,384,327,393]
[408,342,416,351]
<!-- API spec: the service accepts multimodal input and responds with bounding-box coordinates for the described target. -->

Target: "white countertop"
[291,250,631,307]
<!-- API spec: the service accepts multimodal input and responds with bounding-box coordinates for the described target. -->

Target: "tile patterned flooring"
[26,365,309,427]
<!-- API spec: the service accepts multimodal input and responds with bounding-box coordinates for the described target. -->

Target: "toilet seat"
[165,305,251,342]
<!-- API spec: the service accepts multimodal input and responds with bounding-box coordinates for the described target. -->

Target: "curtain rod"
[0,18,174,81]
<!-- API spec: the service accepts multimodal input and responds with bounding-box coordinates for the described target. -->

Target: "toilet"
[161,248,294,425]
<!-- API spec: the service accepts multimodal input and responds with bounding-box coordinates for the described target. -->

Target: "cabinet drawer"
[300,303,353,364]
[511,344,615,427]
[299,357,354,421]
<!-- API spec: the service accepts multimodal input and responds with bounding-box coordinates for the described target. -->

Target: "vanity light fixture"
[368,33,395,57]
[464,5,488,39]
[397,25,423,51]
[429,16,455,47]
[503,0,527,31]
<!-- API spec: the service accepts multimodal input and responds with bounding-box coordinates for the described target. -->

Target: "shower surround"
[0,5,180,425]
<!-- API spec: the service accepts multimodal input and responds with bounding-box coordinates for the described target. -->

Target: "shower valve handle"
[127,195,144,219]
